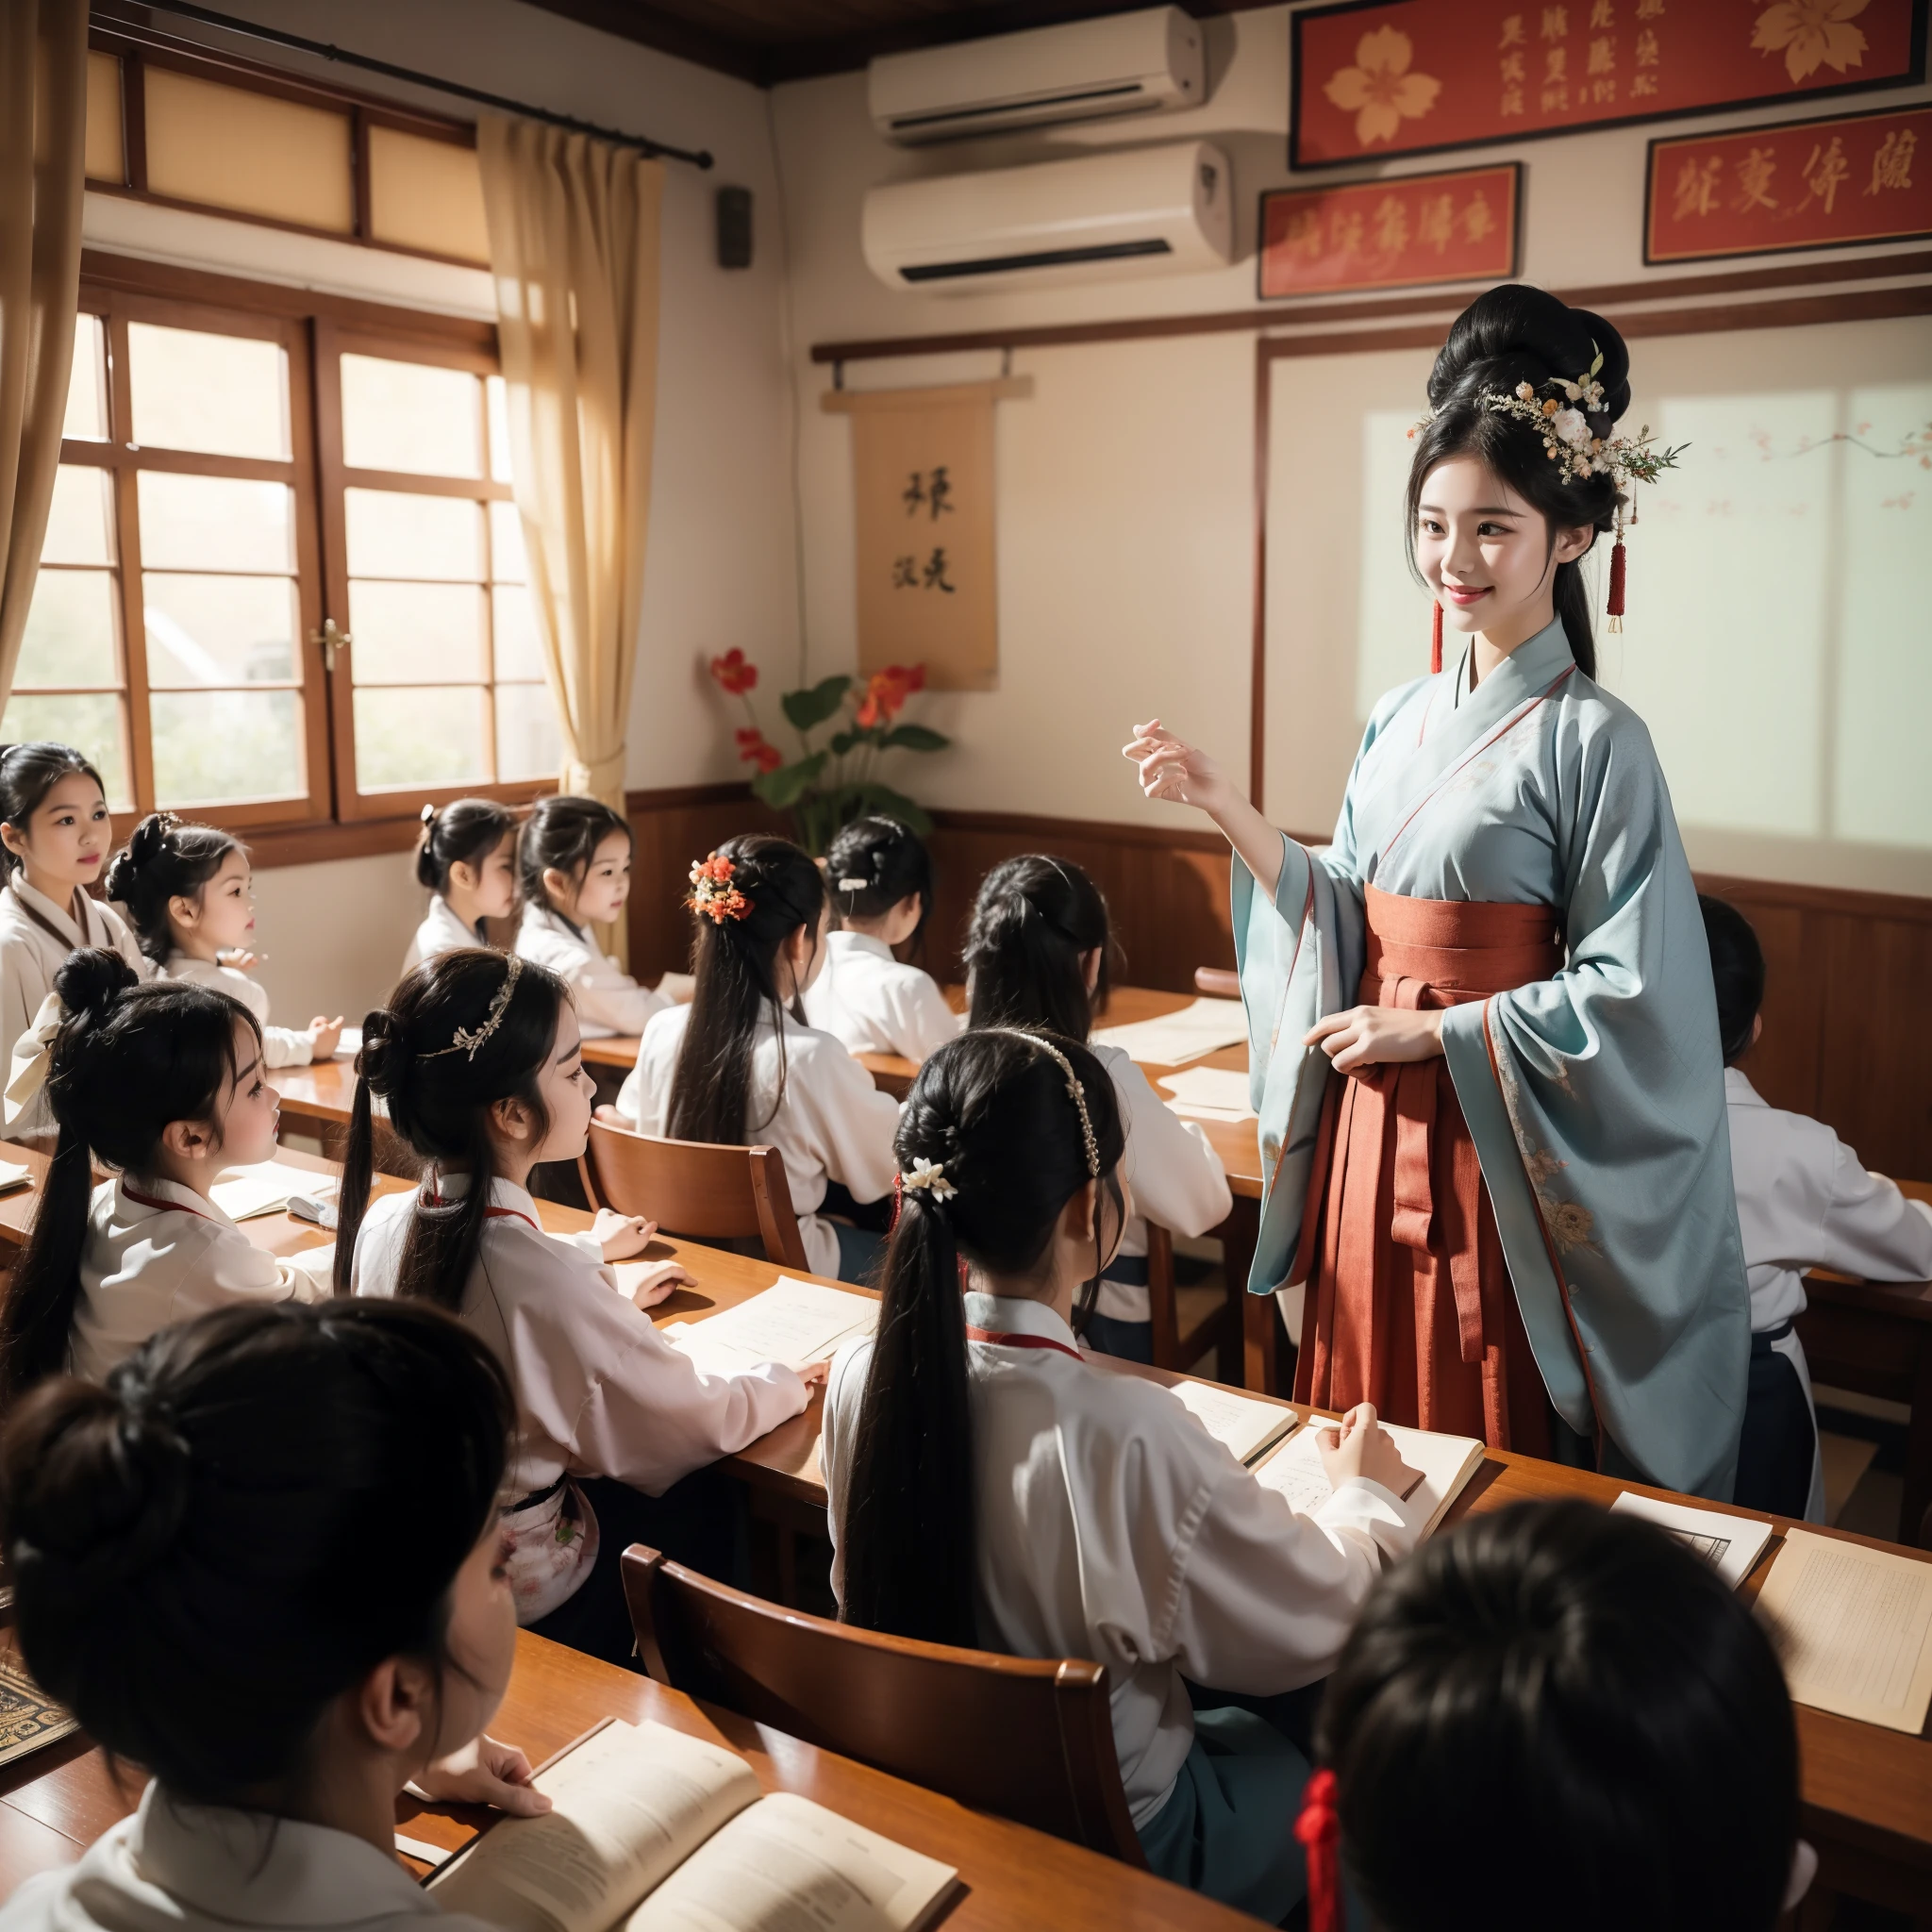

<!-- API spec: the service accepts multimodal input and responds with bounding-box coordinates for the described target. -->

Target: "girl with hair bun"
[0,949,327,1408]
[104,812,341,1067]
[342,948,812,1665]
[822,1028,1423,1923]
[1128,286,1748,1500]
[0,1298,551,1932]
[404,797,519,974]
[0,742,151,1145]
[615,834,900,1285]
[802,814,960,1063]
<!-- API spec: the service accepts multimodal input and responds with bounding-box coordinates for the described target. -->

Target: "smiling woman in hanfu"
[1126,286,1751,1501]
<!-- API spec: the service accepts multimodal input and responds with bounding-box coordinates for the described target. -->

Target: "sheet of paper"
[1167,1379,1297,1465]
[1091,996,1248,1066]
[210,1161,340,1222]
[1610,1491,1774,1591]
[665,1277,879,1375]
[1157,1065,1257,1123]
[1254,1418,1483,1538]
[430,1720,760,1932]
[334,1024,362,1059]
[1756,1527,1932,1735]
[627,1791,957,1932]
[0,1160,32,1194]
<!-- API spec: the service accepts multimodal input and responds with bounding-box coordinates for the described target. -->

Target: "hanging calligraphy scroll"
[1259,162,1519,297]
[1291,0,1927,170]
[1646,102,1932,261]
[822,378,1030,691]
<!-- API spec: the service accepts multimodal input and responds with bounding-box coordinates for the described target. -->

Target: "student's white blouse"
[514,902,667,1039]
[618,1002,901,1281]
[0,1781,501,1932]
[403,894,489,975]
[163,952,313,1069]
[1091,1042,1233,1324]
[69,1175,330,1385]
[800,929,963,1063]
[0,878,153,1145]
[822,1292,1423,1829]
[1725,1067,1932,1331]
[352,1174,807,1499]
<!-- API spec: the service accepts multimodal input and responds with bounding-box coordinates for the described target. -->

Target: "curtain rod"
[139,1,714,169]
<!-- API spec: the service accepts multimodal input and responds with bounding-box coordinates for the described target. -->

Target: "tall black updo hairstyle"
[103,811,242,964]
[839,1028,1126,1647]
[417,796,518,896]
[962,854,1116,1042]
[1699,894,1765,1067]
[520,794,630,934]
[333,948,569,1307]
[1407,285,1633,679]
[0,741,107,876]
[0,949,260,1406]
[1313,1499,1799,1932]
[825,815,934,953]
[666,834,827,1148]
[0,1299,512,1808]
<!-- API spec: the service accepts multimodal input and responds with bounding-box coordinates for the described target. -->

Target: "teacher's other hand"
[1305,1004,1444,1074]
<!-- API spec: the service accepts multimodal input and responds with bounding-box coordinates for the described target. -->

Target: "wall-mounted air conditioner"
[862,141,1232,294]
[869,8,1204,146]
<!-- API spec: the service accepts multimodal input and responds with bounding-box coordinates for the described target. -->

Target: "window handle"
[310,618,351,673]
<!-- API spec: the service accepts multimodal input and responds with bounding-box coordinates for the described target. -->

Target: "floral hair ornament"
[423,956,523,1060]
[901,1156,957,1201]
[686,853,751,924]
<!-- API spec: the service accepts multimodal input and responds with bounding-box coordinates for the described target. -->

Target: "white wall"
[770,3,1932,854]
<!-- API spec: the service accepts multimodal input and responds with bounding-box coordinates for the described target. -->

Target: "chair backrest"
[1193,965,1241,1000]
[620,1544,1146,1866]
[584,1120,810,1273]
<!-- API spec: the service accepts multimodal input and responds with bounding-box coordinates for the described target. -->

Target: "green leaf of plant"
[828,728,862,757]
[753,749,829,809]
[880,724,950,753]
[781,675,851,734]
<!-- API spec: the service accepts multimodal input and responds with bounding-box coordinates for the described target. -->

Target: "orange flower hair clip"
[687,853,751,924]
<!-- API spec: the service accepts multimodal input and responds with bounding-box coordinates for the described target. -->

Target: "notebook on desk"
[1254,1417,1485,1539]
[1165,1378,1298,1465]
[660,1277,878,1375]
[427,1716,958,1932]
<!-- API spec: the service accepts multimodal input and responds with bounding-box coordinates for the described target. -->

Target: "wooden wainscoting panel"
[1817,909,1932,1185]
[625,786,782,979]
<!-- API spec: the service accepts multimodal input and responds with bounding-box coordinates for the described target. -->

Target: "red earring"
[1429,599,1444,675]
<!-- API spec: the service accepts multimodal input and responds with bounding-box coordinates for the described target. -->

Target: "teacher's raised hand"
[1124,718,1285,899]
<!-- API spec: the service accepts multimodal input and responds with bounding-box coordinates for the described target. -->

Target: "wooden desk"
[581,1034,641,1071]
[0,1630,1253,1931]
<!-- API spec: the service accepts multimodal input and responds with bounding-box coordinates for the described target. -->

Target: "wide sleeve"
[259,1023,314,1069]
[890,969,964,1063]
[570,949,670,1038]
[1110,1055,1230,1239]
[1818,1152,1932,1283]
[175,1224,325,1316]
[789,1041,902,1207]
[1438,708,1750,1500]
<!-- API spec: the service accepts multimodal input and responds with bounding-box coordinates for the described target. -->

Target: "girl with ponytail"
[0,949,326,1408]
[0,1299,550,1932]
[615,834,900,1285]
[962,855,1230,1361]
[821,1028,1422,1924]
[1126,284,1751,1504]
[341,949,812,1665]
[404,797,518,974]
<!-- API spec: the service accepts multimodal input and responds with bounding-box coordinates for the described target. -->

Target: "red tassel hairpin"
[1606,506,1630,634]
[1429,599,1443,675]
[1294,1768,1342,1932]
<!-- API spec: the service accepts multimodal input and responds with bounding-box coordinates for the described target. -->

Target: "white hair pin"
[902,1156,957,1200]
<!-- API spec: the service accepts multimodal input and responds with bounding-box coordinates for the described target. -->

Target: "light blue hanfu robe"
[1235,616,1750,1501]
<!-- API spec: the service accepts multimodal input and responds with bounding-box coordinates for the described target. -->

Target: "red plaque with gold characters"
[1291,0,1927,169]
[1259,163,1521,298]
[1646,102,1932,260]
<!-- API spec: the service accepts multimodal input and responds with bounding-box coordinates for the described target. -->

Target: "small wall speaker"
[716,186,753,269]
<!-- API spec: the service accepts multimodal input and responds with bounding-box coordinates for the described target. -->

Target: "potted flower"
[708,650,951,857]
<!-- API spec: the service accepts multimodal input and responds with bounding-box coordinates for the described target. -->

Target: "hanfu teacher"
[1125,285,1750,1500]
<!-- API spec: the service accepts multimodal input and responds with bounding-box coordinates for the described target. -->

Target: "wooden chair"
[1145,1222,1241,1380]
[580,1120,810,1272]
[1193,965,1240,1000]
[620,1544,1146,1866]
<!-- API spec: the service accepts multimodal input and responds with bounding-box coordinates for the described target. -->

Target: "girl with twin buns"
[1128,285,1749,1499]
[405,797,519,974]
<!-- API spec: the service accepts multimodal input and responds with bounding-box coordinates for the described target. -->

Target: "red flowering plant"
[706,651,949,855]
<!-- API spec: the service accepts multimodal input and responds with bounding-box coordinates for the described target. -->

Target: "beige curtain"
[0,0,89,713]
[478,117,662,969]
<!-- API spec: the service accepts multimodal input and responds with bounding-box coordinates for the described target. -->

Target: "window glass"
[491,586,544,680]
[130,324,290,460]
[496,690,559,782]
[151,691,303,804]
[144,575,300,687]
[41,466,114,566]
[345,488,481,580]
[341,354,481,476]
[63,315,108,441]
[0,693,129,807]
[138,473,294,574]
[347,581,486,683]
[17,571,119,687]
[354,685,487,789]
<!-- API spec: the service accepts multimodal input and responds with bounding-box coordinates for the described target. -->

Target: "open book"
[211,1160,340,1222]
[1165,1378,1298,1465]
[1253,1417,1484,1538]
[661,1278,878,1376]
[428,1718,958,1932]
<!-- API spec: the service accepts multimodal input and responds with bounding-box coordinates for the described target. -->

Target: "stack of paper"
[211,1162,340,1222]
[334,1024,363,1060]
[0,1159,32,1196]
[1092,997,1248,1066]
[1167,1379,1297,1464]
[664,1277,878,1375]
[1157,1065,1256,1124]
[1254,1417,1484,1538]
[1610,1491,1774,1590]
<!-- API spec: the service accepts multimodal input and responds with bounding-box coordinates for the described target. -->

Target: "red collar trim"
[964,1324,1083,1363]
[124,1184,214,1223]
[422,1190,540,1232]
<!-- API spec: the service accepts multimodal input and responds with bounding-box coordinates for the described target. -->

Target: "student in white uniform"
[515,794,668,1038]
[1702,895,1932,1522]
[0,742,150,1146]
[405,797,519,974]
[614,837,901,1285]
[0,1298,554,1932]
[803,815,960,1062]
[105,811,341,1068]
[962,854,1230,1362]
[1307,1497,1816,1932]
[822,1028,1422,1924]
[0,948,330,1406]
[341,947,812,1665]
